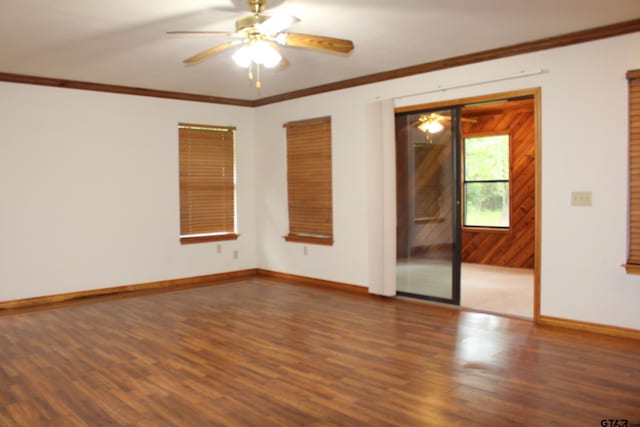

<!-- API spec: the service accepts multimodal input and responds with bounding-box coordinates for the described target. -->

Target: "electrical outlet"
[217,244,222,253]
[233,250,238,259]
[303,246,308,256]
[571,191,592,207]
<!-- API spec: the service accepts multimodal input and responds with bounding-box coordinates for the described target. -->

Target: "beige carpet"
[461,263,533,319]
[396,261,534,319]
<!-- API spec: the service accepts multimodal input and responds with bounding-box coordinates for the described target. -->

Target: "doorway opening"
[394,89,539,319]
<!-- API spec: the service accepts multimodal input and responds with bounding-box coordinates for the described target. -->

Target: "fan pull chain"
[243,61,262,91]
[248,62,254,82]
[256,63,262,89]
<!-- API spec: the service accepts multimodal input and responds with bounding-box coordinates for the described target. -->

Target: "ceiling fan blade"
[184,41,240,64]
[167,31,234,37]
[283,33,354,54]
[258,14,300,35]
[410,116,475,127]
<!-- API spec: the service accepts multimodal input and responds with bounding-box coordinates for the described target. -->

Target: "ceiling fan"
[413,113,450,134]
[168,0,355,89]
[411,113,476,144]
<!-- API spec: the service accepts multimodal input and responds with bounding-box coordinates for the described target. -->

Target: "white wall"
[255,95,371,285]
[2,31,639,331]
[256,32,640,330]
[0,84,256,301]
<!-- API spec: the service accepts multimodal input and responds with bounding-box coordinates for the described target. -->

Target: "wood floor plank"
[0,278,639,425]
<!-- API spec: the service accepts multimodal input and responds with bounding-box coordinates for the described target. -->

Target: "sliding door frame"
[395,87,541,322]
[395,107,462,305]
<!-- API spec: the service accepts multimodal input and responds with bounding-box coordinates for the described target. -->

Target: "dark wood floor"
[0,278,639,426]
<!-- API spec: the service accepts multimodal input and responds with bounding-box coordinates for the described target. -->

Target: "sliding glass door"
[395,108,461,304]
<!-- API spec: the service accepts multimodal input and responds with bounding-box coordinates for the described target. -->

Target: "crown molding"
[253,18,640,106]
[0,72,253,107]
[1,18,639,107]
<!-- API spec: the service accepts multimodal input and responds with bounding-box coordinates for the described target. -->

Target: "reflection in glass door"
[395,108,460,304]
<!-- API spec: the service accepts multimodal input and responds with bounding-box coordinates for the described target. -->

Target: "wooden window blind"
[626,70,640,273]
[179,123,237,244]
[284,116,334,245]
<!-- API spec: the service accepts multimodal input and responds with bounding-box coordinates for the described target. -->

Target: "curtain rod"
[394,68,548,101]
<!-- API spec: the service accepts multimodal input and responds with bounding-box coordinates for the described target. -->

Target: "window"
[463,134,510,228]
[178,123,237,244]
[284,116,333,245]
[626,69,640,273]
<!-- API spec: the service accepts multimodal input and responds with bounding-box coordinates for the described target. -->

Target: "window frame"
[283,116,334,246]
[626,69,640,273]
[178,122,238,245]
[462,132,512,232]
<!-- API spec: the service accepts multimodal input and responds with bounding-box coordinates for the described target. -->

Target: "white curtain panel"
[365,98,396,296]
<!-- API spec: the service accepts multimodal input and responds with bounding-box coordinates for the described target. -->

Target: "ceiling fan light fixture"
[252,41,282,68]
[232,41,282,68]
[425,121,444,134]
[416,113,446,134]
[232,45,252,68]
[417,120,444,134]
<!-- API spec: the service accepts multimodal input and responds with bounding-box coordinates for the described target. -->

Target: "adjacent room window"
[178,123,237,244]
[284,116,334,245]
[626,69,640,273]
[463,134,510,228]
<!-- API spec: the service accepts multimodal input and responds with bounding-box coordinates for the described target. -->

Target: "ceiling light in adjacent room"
[417,114,446,134]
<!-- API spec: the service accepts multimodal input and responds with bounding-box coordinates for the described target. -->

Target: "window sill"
[284,234,334,246]
[180,233,239,245]
[462,226,511,234]
[624,263,640,275]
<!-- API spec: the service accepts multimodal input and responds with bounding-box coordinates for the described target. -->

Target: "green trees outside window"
[463,135,510,228]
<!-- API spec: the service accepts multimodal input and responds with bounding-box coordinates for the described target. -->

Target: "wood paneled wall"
[461,99,535,268]
[396,99,534,267]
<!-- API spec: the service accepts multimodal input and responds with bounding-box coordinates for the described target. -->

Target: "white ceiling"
[2,0,640,101]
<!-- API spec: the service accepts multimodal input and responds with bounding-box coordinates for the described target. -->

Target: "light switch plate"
[571,191,592,206]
